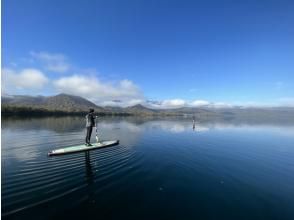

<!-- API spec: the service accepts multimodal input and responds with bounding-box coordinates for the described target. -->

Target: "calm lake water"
[2,116,294,220]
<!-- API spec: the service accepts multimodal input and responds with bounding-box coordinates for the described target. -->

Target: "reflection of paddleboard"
[48,140,119,156]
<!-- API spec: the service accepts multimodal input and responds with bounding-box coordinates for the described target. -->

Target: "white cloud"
[5,52,294,109]
[53,75,143,106]
[100,99,144,107]
[278,97,294,107]
[2,68,49,93]
[126,99,145,106]
[189,100,234,108]
[190,100,210,107]
[145,99,187,109]
[213,102,233,108]
[161,99,186,108]
[144,99,234,109]
[30,51,70,73]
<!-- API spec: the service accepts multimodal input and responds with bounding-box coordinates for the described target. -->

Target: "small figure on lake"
[85,108,96,146]
[192,116,196,131]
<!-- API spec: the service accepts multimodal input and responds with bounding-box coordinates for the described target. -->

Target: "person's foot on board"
[87,143,93,147]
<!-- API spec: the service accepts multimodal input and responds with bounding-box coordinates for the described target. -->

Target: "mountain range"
[2,94,294,121]
[2,94,159,116]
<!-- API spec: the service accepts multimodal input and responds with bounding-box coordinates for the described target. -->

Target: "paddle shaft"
[95,116,99,142]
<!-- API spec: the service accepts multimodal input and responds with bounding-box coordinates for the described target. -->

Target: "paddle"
[95,116,99,143]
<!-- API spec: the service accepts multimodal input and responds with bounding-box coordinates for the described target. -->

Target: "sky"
[2,0,294,108]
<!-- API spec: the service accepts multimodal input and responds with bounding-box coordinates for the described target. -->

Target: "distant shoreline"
[3,106,294,126]
[1,106,134,117]
[1,106,180,117]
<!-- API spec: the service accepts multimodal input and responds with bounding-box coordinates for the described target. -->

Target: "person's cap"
[89,108,94,113]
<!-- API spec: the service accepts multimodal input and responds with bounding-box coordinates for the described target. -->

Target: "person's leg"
[85,127,91,144]
[88,127,93,144]
[88,127,93,146]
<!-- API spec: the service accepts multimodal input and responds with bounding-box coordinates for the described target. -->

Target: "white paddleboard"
[48,140,119,156]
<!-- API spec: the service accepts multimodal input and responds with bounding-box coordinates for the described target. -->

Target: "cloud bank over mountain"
[2,51,294,108]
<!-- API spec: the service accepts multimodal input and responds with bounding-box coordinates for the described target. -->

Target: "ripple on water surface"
[2,117,294,220]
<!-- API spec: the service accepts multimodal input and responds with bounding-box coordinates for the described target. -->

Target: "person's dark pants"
[85,126,93,144]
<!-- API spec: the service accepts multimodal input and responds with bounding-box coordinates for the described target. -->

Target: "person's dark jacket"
[85,113,95,127]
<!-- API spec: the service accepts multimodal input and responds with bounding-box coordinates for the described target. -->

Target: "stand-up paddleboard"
[48,140,119,156]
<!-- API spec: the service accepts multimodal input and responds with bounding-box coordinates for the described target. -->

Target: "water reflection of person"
[192,116,196,131]
[85,151,94,185]
[84,151,97,206]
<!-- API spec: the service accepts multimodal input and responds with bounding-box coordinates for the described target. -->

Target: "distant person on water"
[85,108,96,146]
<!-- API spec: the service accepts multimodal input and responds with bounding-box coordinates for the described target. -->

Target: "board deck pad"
[48,140,119,156]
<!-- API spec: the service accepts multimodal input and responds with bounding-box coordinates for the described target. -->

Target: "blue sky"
[2,0,294,107]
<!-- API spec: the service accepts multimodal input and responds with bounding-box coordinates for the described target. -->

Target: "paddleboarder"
[85,108,96,146]
[192,116,196,130]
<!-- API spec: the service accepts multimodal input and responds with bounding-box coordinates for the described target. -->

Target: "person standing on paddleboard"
[192,116,196,131]
[85,108,96,146]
